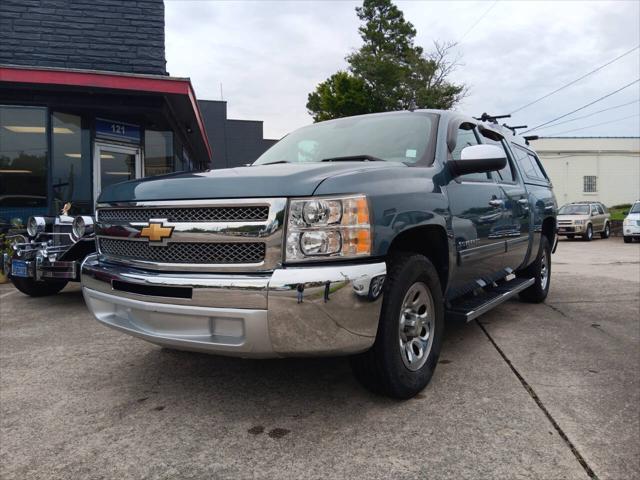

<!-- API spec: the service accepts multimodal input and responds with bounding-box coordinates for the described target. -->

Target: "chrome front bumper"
[81,254,386,358]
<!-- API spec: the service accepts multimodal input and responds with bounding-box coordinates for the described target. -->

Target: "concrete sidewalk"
[1,237,638,479]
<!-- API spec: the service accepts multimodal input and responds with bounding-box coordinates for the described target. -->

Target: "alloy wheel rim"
[398,282,435,371]
[540,250,549,291]
[588,226,592,239]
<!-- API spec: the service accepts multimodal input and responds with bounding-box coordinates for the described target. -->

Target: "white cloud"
[166,0,640,139]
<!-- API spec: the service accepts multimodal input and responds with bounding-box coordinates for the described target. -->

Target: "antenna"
[220,82,224,101]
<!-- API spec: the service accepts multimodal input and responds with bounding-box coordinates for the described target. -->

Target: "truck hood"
[98,162,405,203]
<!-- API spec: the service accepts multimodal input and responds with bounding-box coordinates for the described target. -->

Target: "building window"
[144,130,174,176]
[0,106,48,226]
[583,175,597,193]
[51,112,92,215]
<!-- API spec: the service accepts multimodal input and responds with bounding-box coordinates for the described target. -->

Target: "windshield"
[630,202,640,214]
[253,112,438,166]
[559,204,590,215]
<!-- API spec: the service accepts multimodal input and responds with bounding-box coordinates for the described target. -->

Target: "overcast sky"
[165,0,640,140]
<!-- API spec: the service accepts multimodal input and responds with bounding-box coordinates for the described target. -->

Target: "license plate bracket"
[11,260,29,278]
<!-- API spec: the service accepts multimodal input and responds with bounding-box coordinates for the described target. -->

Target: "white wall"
[530,138,640,207]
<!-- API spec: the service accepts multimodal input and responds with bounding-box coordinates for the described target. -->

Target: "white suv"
[623,201,640,243]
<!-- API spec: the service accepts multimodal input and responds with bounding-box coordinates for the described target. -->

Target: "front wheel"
[624,236,632,243]
[600,223,610,239]
[350,253,444,399]
[11,277,68,297]
[582,224,593,241]
[518,236,551,303]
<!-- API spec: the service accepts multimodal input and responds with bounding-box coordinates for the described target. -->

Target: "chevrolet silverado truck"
[81,110,557,398]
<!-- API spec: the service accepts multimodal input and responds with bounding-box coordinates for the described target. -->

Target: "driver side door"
[446,123,508,291]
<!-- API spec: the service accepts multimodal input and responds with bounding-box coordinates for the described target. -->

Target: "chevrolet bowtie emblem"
[140,221,174,243]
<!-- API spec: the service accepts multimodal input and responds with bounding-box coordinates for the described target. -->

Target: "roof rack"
[502,124,528,135]
[474,113,511,123]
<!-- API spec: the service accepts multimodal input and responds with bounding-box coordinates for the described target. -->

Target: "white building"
[530,137,640,207]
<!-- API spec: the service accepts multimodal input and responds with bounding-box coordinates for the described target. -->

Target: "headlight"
[623,219,631,226]
[574,220,585,225]
[26,216,46,237]
[72,216,94,239]
[286,194,371,262]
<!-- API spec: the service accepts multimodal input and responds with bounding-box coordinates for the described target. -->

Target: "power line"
[543,113,639,136]
[510,44,640,114]
[533,99,639,132]
[523,78,640,133]
[458,1,498,43]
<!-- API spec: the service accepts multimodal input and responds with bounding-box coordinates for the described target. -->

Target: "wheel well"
[542,217,555,245]
[387,226,449,293]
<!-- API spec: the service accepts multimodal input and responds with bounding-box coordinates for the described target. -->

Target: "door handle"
[489,199,504,208]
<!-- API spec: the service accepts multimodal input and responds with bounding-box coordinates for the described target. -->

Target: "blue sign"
[95,118,140,144]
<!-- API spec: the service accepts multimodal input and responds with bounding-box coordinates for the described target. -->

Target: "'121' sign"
[95,118,140,144]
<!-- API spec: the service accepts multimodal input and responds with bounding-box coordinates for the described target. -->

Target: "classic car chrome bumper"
[81,254,386,358]
[2,251,78,281]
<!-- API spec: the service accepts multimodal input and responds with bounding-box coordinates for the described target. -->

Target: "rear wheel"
[518,236,551,304]
[350,253,444,399]
[582,224,593,241]
[600,223,610,239]
[10,277,68,297]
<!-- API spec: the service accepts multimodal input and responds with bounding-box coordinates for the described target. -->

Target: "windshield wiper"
[255,160,290,166]
[320,155,383,162]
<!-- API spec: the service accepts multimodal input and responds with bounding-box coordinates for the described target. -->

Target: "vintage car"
[2,211,96,296]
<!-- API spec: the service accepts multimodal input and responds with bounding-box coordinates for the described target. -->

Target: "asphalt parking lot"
[1,237,639,480]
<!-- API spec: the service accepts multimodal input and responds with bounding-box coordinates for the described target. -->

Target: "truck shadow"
[115,315,481,420]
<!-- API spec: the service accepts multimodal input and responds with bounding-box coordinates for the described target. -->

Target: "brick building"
[0,0,276,225]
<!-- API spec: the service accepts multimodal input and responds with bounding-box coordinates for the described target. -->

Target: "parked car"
[1,214,96,296]
[623,200,640,243]
[557,201,610,241]
[81,110,557,398]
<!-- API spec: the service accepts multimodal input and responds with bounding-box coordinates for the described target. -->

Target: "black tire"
[10,277,68,297]
[600,223,610,239]
[624,236,632,243]
[518,236,551,303]
[582,224,593,241]
[566,234,574,239]
[350,253,444,399]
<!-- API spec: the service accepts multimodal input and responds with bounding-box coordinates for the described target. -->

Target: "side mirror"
[449,144,507,177]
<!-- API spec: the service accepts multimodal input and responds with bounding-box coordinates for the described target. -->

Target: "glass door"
[93,143,142,202]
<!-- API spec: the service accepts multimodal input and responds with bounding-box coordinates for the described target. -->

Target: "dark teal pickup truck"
[81,110,557,398]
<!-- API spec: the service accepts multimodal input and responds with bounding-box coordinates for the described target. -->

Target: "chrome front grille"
[95,198,287,272]
[99,238,266,264]
[98,206,269,223]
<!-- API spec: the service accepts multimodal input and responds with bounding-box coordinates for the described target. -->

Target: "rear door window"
[512,144,548,181]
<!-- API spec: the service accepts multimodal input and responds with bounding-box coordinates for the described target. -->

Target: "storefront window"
[51,112,92,215]
[0,106,48,226]
[144,130,173,176]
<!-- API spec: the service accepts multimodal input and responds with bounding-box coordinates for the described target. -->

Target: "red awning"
[0,65,212,162]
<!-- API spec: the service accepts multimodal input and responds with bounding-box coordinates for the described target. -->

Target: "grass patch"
[609,203,631,221]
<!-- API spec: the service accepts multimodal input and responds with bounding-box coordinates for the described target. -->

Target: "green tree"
[307,0,465,121]
[306,71,376,122]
